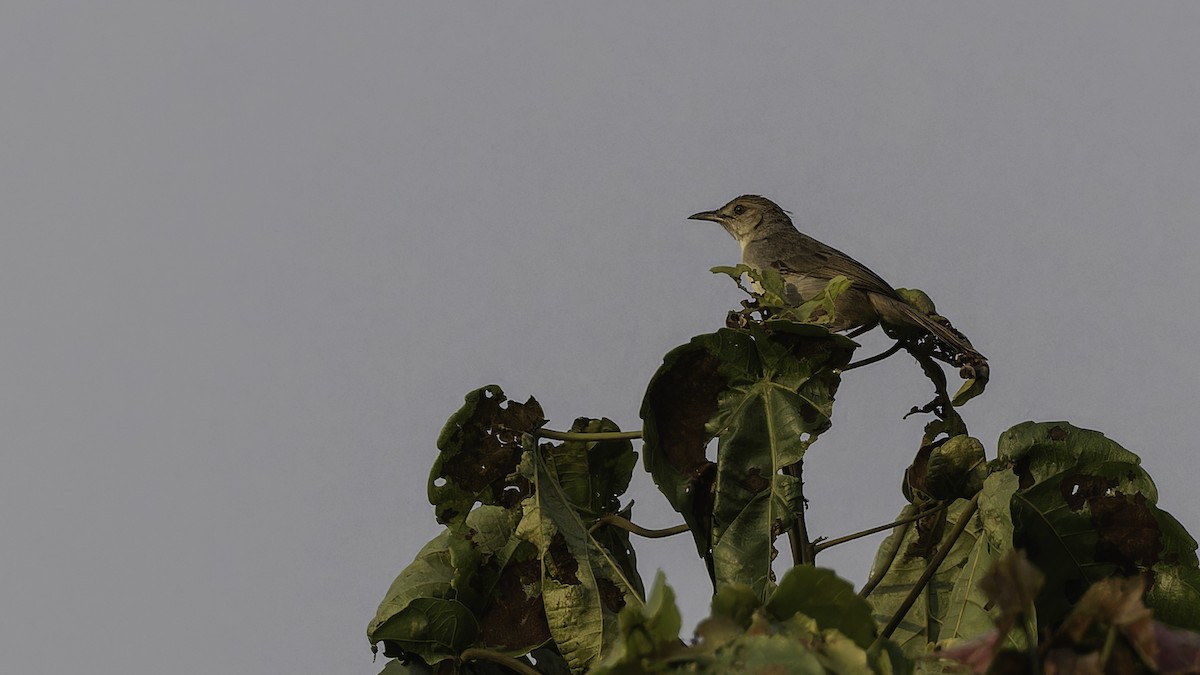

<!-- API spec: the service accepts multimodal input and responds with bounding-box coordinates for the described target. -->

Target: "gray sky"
[4,3,1199,673]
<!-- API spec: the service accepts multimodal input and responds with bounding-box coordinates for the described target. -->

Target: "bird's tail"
[871,294,989,382]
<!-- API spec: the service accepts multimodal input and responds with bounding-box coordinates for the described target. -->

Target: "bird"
[689,194,986,378]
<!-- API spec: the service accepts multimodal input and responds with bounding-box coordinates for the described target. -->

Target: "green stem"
[814,501,948,553]
[783,460,814,565]
[859,518,908,600]
[459,648,540,675]
[590,513,690,538]
[874,493,981,644]
[842,341,904,371]
[536,428,643,441]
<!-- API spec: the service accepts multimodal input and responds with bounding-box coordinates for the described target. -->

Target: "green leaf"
[710,582,760,629]
[541,417,644,599]
[428,386,545,526]
[641,326,854,599]
[589,571,686,675]
[543,417,638,519]
[996,421,1142,475]
[705,633,827,674]
[791,275,853,325]
[378,659,432,674]
[895,288,937,316]
[935,471,1025,650]
[925,436,986,501]
[997,421,1200,630]
[516,439,644,672]
[865,498,987,654]
[367,529,482,663]
[764,566,876,648]
[1146,564,1200,630]
[711,263,754,280]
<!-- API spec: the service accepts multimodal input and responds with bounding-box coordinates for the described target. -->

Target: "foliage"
[369,267,1200,674]
[640,322,854,598]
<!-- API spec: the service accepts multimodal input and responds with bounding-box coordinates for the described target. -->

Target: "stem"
[783,460,814,565]
[590,513,690,538]
[459,648,540,675]
[875,493,981,643]
[536,428,643,442]
[1097,624,1118,671]
[813,501,948,553]
[1021,616,1042,675]
[842,341,904,371]
[858,518,907,599]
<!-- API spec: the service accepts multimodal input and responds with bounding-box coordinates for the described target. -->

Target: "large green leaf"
[641,325,854,599]
[429,386,545,526]
[997,421,1200,629]
[369,504,555,666]
[516,435,645,673]
[939,471,1021,646]
[866,498,984,654]
[367,526,483,663]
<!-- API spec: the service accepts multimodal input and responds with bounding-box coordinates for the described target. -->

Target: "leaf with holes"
[515,435,644,673]
[428,386,544,526]
[998,421,1200,630]
[641,325,854,599]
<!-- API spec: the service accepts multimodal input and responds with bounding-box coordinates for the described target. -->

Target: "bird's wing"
[770,232,902,300]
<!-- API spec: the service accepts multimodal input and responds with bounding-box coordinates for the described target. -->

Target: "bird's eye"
[732,204,746,215]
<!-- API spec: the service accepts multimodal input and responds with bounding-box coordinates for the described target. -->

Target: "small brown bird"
[689,195,986,375]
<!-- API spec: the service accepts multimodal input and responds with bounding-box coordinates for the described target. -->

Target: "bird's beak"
[688,210,724,223]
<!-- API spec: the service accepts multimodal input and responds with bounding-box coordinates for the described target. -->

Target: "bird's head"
[688,195,792,243]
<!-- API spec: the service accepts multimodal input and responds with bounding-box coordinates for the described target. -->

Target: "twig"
[858,517,907,600]
[813,501,948,553]
[536,428,643,442]
[460,648,540,675]
[875,493,981,643]
[842,341,904,371]
[590,513,690,538]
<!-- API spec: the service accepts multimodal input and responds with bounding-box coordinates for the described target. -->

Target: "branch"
[813,501,948,554]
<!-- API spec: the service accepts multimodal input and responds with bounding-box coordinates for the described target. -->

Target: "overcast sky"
[4,3,1199,673]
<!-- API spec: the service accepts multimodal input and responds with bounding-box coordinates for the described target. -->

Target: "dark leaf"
[998,421,1200,629]
[429,386,544,526]
[926,435,987,501]
[641,326,853,599]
